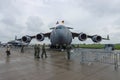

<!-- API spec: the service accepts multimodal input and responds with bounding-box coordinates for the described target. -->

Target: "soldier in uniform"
[21,45,24,53]
[41,43,47,58]
[34,44,37,58]
[36,44,40,58]
[6,45,11,57]
[66,45,71,60]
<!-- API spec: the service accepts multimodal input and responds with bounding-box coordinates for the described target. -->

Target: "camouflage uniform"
[41,43,47,58]
[34,44,37,58]
[21,45,24,53]
[36,44,40,58]
[6,45,11,56]
[66,45,71,60]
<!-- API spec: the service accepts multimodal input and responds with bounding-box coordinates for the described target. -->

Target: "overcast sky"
[0,0,120,44]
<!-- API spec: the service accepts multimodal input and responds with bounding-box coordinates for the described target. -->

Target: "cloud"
[26,16,44,32]
[0,0,120,44]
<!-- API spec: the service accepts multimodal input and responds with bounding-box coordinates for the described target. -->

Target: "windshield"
[56,25,65,29]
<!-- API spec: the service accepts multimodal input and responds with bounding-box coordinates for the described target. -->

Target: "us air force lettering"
[18,21,109,48]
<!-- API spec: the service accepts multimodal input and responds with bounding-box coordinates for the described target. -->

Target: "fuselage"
[8,40,28,46]
[50,25,72,46]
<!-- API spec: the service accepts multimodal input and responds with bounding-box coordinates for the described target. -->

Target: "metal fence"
[71,48,120,70]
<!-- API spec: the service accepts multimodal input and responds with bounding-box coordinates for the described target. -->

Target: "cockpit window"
[56,27,62,29]
[56,25,65,29]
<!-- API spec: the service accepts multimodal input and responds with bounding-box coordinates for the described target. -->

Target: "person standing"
[34,44,37,58]
[41,43,47,58]
[66,45,71,60]
[36,44,40,58]
[21,45,24,53]
[6,45,11,57]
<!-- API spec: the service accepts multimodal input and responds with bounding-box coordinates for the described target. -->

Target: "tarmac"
[0,47,120,80]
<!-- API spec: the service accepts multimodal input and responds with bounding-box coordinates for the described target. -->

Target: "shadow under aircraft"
[17,21,109,48]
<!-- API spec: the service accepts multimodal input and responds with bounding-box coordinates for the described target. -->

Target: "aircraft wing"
[43,32,51,38]
[72,32,79,38]
[72,32,109,42]
[87,35,109,40]
[16,38,22,41]
[18,32,51,43]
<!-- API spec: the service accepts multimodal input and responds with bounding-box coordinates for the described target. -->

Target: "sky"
[0,0,120,44]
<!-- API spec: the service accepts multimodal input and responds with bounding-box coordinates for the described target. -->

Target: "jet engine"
[22,36,31,43]
[78,33,87,41]
[92,35,102,42]
[36,33,44,41]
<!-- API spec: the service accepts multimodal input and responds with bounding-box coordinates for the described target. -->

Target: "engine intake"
[22,36,31,43]
[92,35,102,42]
[36,33,44,41]
[78,33,87,41]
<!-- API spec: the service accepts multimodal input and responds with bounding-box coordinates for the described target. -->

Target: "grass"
[114,44,120,50]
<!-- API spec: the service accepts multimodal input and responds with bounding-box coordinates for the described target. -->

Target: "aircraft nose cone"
[57,30,66,44]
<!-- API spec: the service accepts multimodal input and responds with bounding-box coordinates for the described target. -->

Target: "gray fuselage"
[50,25,72,46]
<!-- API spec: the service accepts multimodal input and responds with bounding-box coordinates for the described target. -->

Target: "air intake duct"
[36,33,44,41]
[22,36,31,43]
[78,33,87,41]
[92,35,102,42]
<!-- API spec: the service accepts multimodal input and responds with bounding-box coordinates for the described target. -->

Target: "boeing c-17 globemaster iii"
[7,36,29,47]
[17,21,109,48]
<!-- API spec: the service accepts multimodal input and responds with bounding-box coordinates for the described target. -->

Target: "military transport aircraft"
[7,36,29,47]
[17,21,109,48]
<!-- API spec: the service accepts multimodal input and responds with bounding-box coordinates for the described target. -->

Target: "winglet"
[102,35,110,40]
[107,35,110,40]
[15,36,17,40]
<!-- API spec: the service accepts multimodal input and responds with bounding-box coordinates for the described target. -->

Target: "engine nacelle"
[78,33,87,41]
[22,36,31,43]
[36,33,44,41]
[92,35,102,42]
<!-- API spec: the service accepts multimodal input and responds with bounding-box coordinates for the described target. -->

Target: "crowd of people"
[5,43,48,59]
[34,43,47,59]
[5,43,72,60]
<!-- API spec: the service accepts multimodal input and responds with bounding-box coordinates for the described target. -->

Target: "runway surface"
[0,47,120,80]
